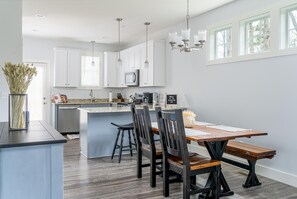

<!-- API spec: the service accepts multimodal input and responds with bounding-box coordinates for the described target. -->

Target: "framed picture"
[166,94,177,105]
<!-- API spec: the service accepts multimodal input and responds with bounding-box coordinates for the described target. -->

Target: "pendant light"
[144,22,150,68]
[91,41,95,66]
[168,0,207,52]
[116,18,123,67]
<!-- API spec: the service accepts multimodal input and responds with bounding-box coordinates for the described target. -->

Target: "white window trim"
[206,0,297,66]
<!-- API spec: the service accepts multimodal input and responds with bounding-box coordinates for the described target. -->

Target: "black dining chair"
[131,105,162,188]
[155,107,221,199]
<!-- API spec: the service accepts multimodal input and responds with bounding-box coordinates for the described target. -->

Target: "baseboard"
[188,143,297,188]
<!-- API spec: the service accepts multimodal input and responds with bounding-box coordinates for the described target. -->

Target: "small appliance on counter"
[129,93,143,104]
[143,92,153,104]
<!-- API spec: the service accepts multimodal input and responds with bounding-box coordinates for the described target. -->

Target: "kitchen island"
[0,121,67,199]
[78,105,178,158]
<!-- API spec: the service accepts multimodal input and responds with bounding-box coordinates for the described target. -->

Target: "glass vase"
[183,115,196,128]
[8,94,28,131]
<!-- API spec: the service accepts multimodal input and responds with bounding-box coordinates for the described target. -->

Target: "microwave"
[125,70,139,86]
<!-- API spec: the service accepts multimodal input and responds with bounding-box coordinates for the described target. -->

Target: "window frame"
[205,0,297,66]
[285,6,297,48]
[214,26,233,59]
[79,51,102,89]
[242,13,271,55]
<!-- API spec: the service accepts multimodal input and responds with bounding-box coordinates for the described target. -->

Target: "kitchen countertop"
[0,121,67,148]
[52,98,123,105]
[78,105,182,113]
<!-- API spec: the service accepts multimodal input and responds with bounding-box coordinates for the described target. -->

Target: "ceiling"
[22,0,235,44]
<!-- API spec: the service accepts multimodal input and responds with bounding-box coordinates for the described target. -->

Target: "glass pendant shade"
[117,58,122,68]
[144,22,150,68]
[91,41,95,66]
[144,60,149,68]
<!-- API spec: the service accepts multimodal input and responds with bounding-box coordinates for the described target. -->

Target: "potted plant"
[2,62,37,130]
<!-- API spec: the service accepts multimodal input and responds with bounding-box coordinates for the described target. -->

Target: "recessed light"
[34,14,45,18]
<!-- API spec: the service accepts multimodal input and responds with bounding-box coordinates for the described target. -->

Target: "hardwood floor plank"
[64,139,297,199]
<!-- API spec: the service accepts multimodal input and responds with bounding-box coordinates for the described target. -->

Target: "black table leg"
[202,141,234,198]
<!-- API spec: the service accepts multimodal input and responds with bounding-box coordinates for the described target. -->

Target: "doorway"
[25,62,49,121]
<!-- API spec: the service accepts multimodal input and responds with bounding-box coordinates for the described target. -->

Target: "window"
[81,55,100,87]
[286,7,297,48]
[215,27,232,59]
[287,9,297,47]
[209,25,232,60]
[244,15,271,54]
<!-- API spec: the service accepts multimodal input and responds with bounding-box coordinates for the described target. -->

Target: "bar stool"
[111,122,136,163]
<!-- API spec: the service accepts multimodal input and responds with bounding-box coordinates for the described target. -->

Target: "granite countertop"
[78,105,182,113]
[53,98,124,105]
[0,121,67,149]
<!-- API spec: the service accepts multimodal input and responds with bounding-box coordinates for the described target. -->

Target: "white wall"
[158,0,297,185]
[0,0,23,122]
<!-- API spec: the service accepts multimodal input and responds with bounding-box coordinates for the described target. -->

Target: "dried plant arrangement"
[2,62,37,129]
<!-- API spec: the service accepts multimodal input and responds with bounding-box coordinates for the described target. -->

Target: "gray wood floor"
[64,139,297,199]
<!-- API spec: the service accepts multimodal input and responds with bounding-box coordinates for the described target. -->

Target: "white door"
[26,62,48,121]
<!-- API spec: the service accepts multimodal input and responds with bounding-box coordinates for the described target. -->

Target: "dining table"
[151,121,268,197]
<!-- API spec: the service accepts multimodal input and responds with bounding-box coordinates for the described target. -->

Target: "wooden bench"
[222,141,276,188]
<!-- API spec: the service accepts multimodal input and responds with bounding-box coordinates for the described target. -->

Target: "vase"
[183,115,196,128]
[8,94,28,131]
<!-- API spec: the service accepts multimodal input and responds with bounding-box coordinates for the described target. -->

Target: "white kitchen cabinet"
[123,46,143,70]
[121,49,130,70]
[54,48,80,87]
[139,40,166,87]
[104,52,127,88]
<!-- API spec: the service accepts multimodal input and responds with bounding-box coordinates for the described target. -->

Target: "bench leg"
[243,160,262,188]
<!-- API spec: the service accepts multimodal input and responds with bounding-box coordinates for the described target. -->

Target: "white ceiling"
[22,0,235,44]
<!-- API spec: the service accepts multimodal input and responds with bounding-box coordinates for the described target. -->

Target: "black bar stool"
[111,122,136,163]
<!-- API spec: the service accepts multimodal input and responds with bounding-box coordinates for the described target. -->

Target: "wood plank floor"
[64,140,297,199]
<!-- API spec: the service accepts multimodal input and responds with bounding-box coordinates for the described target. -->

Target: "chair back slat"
[155,108,189,164]
[131,105,155,148]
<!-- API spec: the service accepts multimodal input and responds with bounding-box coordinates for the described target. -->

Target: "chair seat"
[111,122,134,130]
[168,154,221,171]
[142,143,163,156]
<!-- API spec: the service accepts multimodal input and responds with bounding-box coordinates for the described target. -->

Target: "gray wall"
[163,0,297,177]
[0,0,23,122]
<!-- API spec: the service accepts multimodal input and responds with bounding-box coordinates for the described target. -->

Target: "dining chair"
[155,107,221,199]
[131,104,162,188]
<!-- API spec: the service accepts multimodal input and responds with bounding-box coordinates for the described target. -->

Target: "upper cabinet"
[104,52,127,88]
[139,40,166,87]
[54,48,80,87]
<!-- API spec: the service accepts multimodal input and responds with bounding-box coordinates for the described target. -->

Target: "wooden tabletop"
[152,125,267,142]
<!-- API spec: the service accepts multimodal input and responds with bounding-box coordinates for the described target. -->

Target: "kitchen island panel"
[80,110,157,158]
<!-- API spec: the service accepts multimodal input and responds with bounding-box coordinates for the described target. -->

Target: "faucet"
[89,89,95,102]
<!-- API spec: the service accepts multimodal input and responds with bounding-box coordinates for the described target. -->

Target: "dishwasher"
[57,105,80,133]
